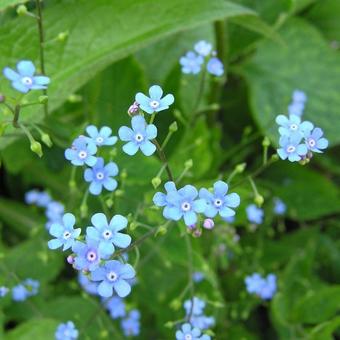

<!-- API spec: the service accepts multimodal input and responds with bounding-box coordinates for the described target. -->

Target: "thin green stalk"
[184,232,195,321]
[153,138,174,181]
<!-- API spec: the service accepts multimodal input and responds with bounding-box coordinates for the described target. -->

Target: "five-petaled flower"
[3,60,50,93]
[72,239,101,272]
[176,323,211,340]
[85,125,118,146]
[121,309,141,336]
[194,41,212,57]
[135,85,174,114]
[206,57,224,76]
[304,127,328,153]
[65,136,97,166]
[55,321,79,340]
[84,157,119,195]
[86,213,131,258]
[118,115,157,156]
[276,114,313,137]
[277,133,308,162]
[91,260,135,298]
[48,213,81,251]
[180,51,204,74]
[246,204,264,224]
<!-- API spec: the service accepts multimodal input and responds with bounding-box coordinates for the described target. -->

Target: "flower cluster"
[12,278,39,302]
[276,114,328,162]
[47,212,136,299]
[184,297,215,330]
[246,204,264,225]
[245,273,277,300]
[288,89,307,117]
[121,309,141,337]
[55,321,78,340]
[153,180,240,231]
[180,40,224,76]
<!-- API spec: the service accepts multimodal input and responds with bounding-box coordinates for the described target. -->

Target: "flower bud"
[38,95,49,104]
[41,133,53,147]
[128,101,139,116]
[203,218,214,230]
[30,141,43,157]
[235,162,246,173]
[151,177,161,189]
[271,154,279,161]
[184,159,193,169]
[129,222,138,231]
[106,198,113,208]
[120,169,128,179]
[169,121,178,132]
[17,4,28,16]
[67,255,75,264]
[80,204,88,218]
[67,94,82,103]
[115,189,124,197]
[156,225,167,236]
[57,31,69,42]
[254,194,264,207]
[262,136,270,147]
[193,229,202,238]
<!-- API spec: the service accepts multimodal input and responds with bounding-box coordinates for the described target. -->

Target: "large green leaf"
[239,18,340,146]
[0,0,256,150]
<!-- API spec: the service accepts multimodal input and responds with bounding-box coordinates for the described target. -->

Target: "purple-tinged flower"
[176,323,210,340]
[91,260,135,298]
[135,85,174,114]
[65,136,97,166]
[203,218,214,230]
[3,60,50,93]
[84,157,119,195]
[86,213,131,258]
[118,115,157,156]
[180,51,204,74]
[304,127,328,153]
[194,41,212,57]
[199,180,240,219]
[85,125,117,147]
[55,321,79,340]
[276,114,313,137]
[206,57,224,76]
[104,296,126,319]
[273,198,286,215]
[246,204,264,224]
[48,213,81,251]
[184,297,205,316]
[72,239,101,272]
[128,101,140,115]
[0,286,9,297]
[277,133,308,162]
[78,273,99,295]
[192,272,204,283]
[121,309,140,337]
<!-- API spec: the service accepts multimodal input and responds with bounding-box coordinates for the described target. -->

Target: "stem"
[161,129,175,150]
[227,167,239,184]
[192,69,206,114]
[214,20,227,62]
[184,232,195,321]
[35,0,48,118]
[149,112,156,124]
[248,176,259,198]
[13,105,21,128]
[18,122,35,143]
[153,138,174,181]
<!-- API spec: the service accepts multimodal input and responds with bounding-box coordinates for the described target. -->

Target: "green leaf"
[239,18,340,146]
[309,316,340,340]
[0,0,255,150]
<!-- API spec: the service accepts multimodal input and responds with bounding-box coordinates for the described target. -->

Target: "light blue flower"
[48,213,81,251]
[184,297,205,316]
[273,198,286,215]
[118,115,157,156]
[277,133,308,162]
[12,278,39,301]
[246,204,264,224]
[190,315,215,331]
[121,309,140,337]
[206,57,224,76]
[245,273,265,294]
[85,125,117,146]
[180,51,204,74]
[84,157,119,195]
[105,296,126,319]
[91,260,135,298]
[199,180,240,219]
[25,190,51,207]
[78,273,99,295]
[135,85,174,114]
[192,272,204,283]
[55,321,79,340]
[0,286,9,297]
[46,201,64,221]
[292,89,307,103]
[3,60,50,93]
[194,41,212,57]
[245,273,277,300]
[72,239,101,272]
[288,102,305,117]
[153,181,178,219]
[276,114,313,137]
[86,213,131,258]
[65,136,97,166]
[305,127,328,153]
[176,323,210,340]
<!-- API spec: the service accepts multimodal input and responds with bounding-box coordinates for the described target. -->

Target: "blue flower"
[46,201,64,221]
[72,239,101,272]
[192,272,204,283]
[3,60,50,93]
[190,316,215,331]
[86,213,131,258]
[65,136,97,166]
[184,297,205,316]
[91,260,135,298]
[273,198,286,215]
[0,286,9,297]
[48,213,81,251]
[121,309,140,337]
[292,89,307,103]
[118,115,157,156]
[55,321,79,340]
[276,114,313,137]
[135,85,174,114]
[180,51,204,74]
[153,181,178,219]
[305,127,328,153]
[176,323,210,340]
[12,278,39,301]
[246,204,264,224]
[223,215,235,224]
[84,157,119,195]
[199,180,240,219]
[245,273,277,300]
[78,273,99,295]
[288,102,305,117]
[277,133,308,162]
[25,190,51,207]
[194,41,212,57]
[105,296,126,319]
[206,57,224,76]
[85,125,117,146]
[245,273,265,294]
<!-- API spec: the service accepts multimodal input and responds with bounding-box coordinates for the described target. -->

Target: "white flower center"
[308,139,316,147]
[107,271,118,282]
[78,150,87,159]
[290,123,298,131]
[135,133,144,143]
[96,136,104,144]
[287,145,296,153]
[185,334,193,340]
[214,198,223,207]
[181,202,191,212]
[86,250,97,262]
[96,172,104,180]
[21,76,33,86]
[102,229,112,239]
[63,231,71,239]
[149,100,160,109]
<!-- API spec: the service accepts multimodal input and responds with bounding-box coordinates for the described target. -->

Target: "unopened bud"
[156,225,167,236]
[193,229,202,238]
[151,177,161,189]
[106,198,113,208]
[115,189,123,197]
[254,194,264,207]
[0,122,8,136]
[67,255,74,264]
[38,95,48,104]
[128,101,139,116]
[68,94,82,103]
[203,218,214,230]
[41,133,52,147]
[235,162,246,173]
[129,222,138,231]
[170,299,181,310]
[80,204,88,218]
[57,31,69,42]
[271,154,279,161]
[169,121,178,132]
[164,321,174,329]
[120,169,128,179]
[195,138,202,146]
[262,136,270,147]
[185,159,193,169]
[17,4,28,16]
[30,141,43,157]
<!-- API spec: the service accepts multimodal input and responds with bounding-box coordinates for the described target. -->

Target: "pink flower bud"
[128,101,140,116]
[193,229,202,238]
[203,218,214,230]
[66,255,74,264]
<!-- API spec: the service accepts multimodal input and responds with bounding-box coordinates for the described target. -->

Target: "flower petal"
[89,181,102,195]
[225,193,240,208]
[140,141,156,156]
[33,76,50,85]
[113,279,131,298]
[98,280,113,298]
[160,93,174,107]
[91,213,108,229]
[123,141,139,155]
[214,180,228,197]
[149,85,163,100]
[145,124,157,139]
[86,125,98,138]
[110,214,128,231]
[131,115,146,132]
[113,233,131,248]
[184,211,197,226]
[103,178,117,191]
[3,67,20,81]
[118,126,134,141]
[17,60,35,76]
